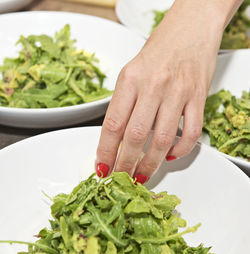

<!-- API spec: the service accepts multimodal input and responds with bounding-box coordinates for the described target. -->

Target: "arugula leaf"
[0,172,213,253]
[0,25,112,108]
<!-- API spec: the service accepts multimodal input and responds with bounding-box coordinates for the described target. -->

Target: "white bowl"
[0,11,145,128]
[200,50,250,172]
[0,126,249,254]
[0,0,33,13]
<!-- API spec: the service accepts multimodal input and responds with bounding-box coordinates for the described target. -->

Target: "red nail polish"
[135,174,149,185]
[96,163,109,178]
[166,156,176,161]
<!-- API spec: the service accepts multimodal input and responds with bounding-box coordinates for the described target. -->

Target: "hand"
[95,0,232,183]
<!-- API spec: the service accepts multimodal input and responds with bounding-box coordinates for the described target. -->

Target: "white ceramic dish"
[0,0,33,13]
[200,50,250,172]
[0,11,145,128]
[0,126,249,254]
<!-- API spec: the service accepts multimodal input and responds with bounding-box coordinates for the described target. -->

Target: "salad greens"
[221,0,250,49]
[0,25,112,108]
[203,90,250,160]
[151,1,250,49]
[0,172,213,254]
[151,10,168,32]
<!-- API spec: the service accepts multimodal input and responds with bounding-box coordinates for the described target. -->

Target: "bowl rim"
[1,125,249,180]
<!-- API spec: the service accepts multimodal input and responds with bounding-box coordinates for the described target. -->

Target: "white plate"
[0,0,33,13]
[200,50,250,172]
[0,126,249,254]
[0,11,145,128]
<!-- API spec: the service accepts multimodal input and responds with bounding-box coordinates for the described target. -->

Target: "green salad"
[203,90,250,160]
[0,172,213,254]
[221,0,250,49]
[0,25,112,108]
[151,10,167,32]
[151,0,250,49]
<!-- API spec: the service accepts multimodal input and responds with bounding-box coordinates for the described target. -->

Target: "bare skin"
[96,0,244,181]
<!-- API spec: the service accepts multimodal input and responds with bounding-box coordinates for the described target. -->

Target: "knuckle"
[149,70,172,88]
[153,131,174,150]
[127,126,148,144]
[178,143,192,157]
[103,117,124,135]
[188,127,202,141]
[141,161,159,174]
[116,160,134,174]
[97,145,115,159]
[175,81,189,96]
[119,64,137,83]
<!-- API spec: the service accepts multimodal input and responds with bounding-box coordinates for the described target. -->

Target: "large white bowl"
[200,50,250,172]
[0,0,33,13]
[0,126,249,254]
[0,11,145,128]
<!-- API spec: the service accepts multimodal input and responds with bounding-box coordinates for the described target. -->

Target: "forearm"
[210,0,244,27]
[173,0,244,29]
[146,0,244,55]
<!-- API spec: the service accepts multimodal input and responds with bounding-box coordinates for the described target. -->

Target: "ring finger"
[134,98,184,182]
[114,92,160,176]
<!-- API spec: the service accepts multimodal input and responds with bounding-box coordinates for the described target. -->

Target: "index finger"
[96,78,136,177]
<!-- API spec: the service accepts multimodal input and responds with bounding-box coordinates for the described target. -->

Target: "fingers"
[114,92,160,176]
[96,74,136,177]
[168,99,204,158]
[134,98,184,179]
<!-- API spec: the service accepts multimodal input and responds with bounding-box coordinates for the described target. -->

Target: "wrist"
[156,0,224,50]
[171,0,242,33]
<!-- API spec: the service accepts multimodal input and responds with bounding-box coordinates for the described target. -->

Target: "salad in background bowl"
[203,90,249,162]
[199,50,250,173]
[0,11,145,128]
[0,24,112,109]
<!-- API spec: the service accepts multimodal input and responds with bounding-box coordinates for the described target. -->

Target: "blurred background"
[0,0,118,149]
[0,0,118,21]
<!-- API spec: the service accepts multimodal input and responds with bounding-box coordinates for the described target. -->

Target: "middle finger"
[134,97,184,180]
[114,93,160,176]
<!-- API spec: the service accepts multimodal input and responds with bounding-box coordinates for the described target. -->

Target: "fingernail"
[96,163,109,178]
[166,155,177,161]
[135,174,149,185]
